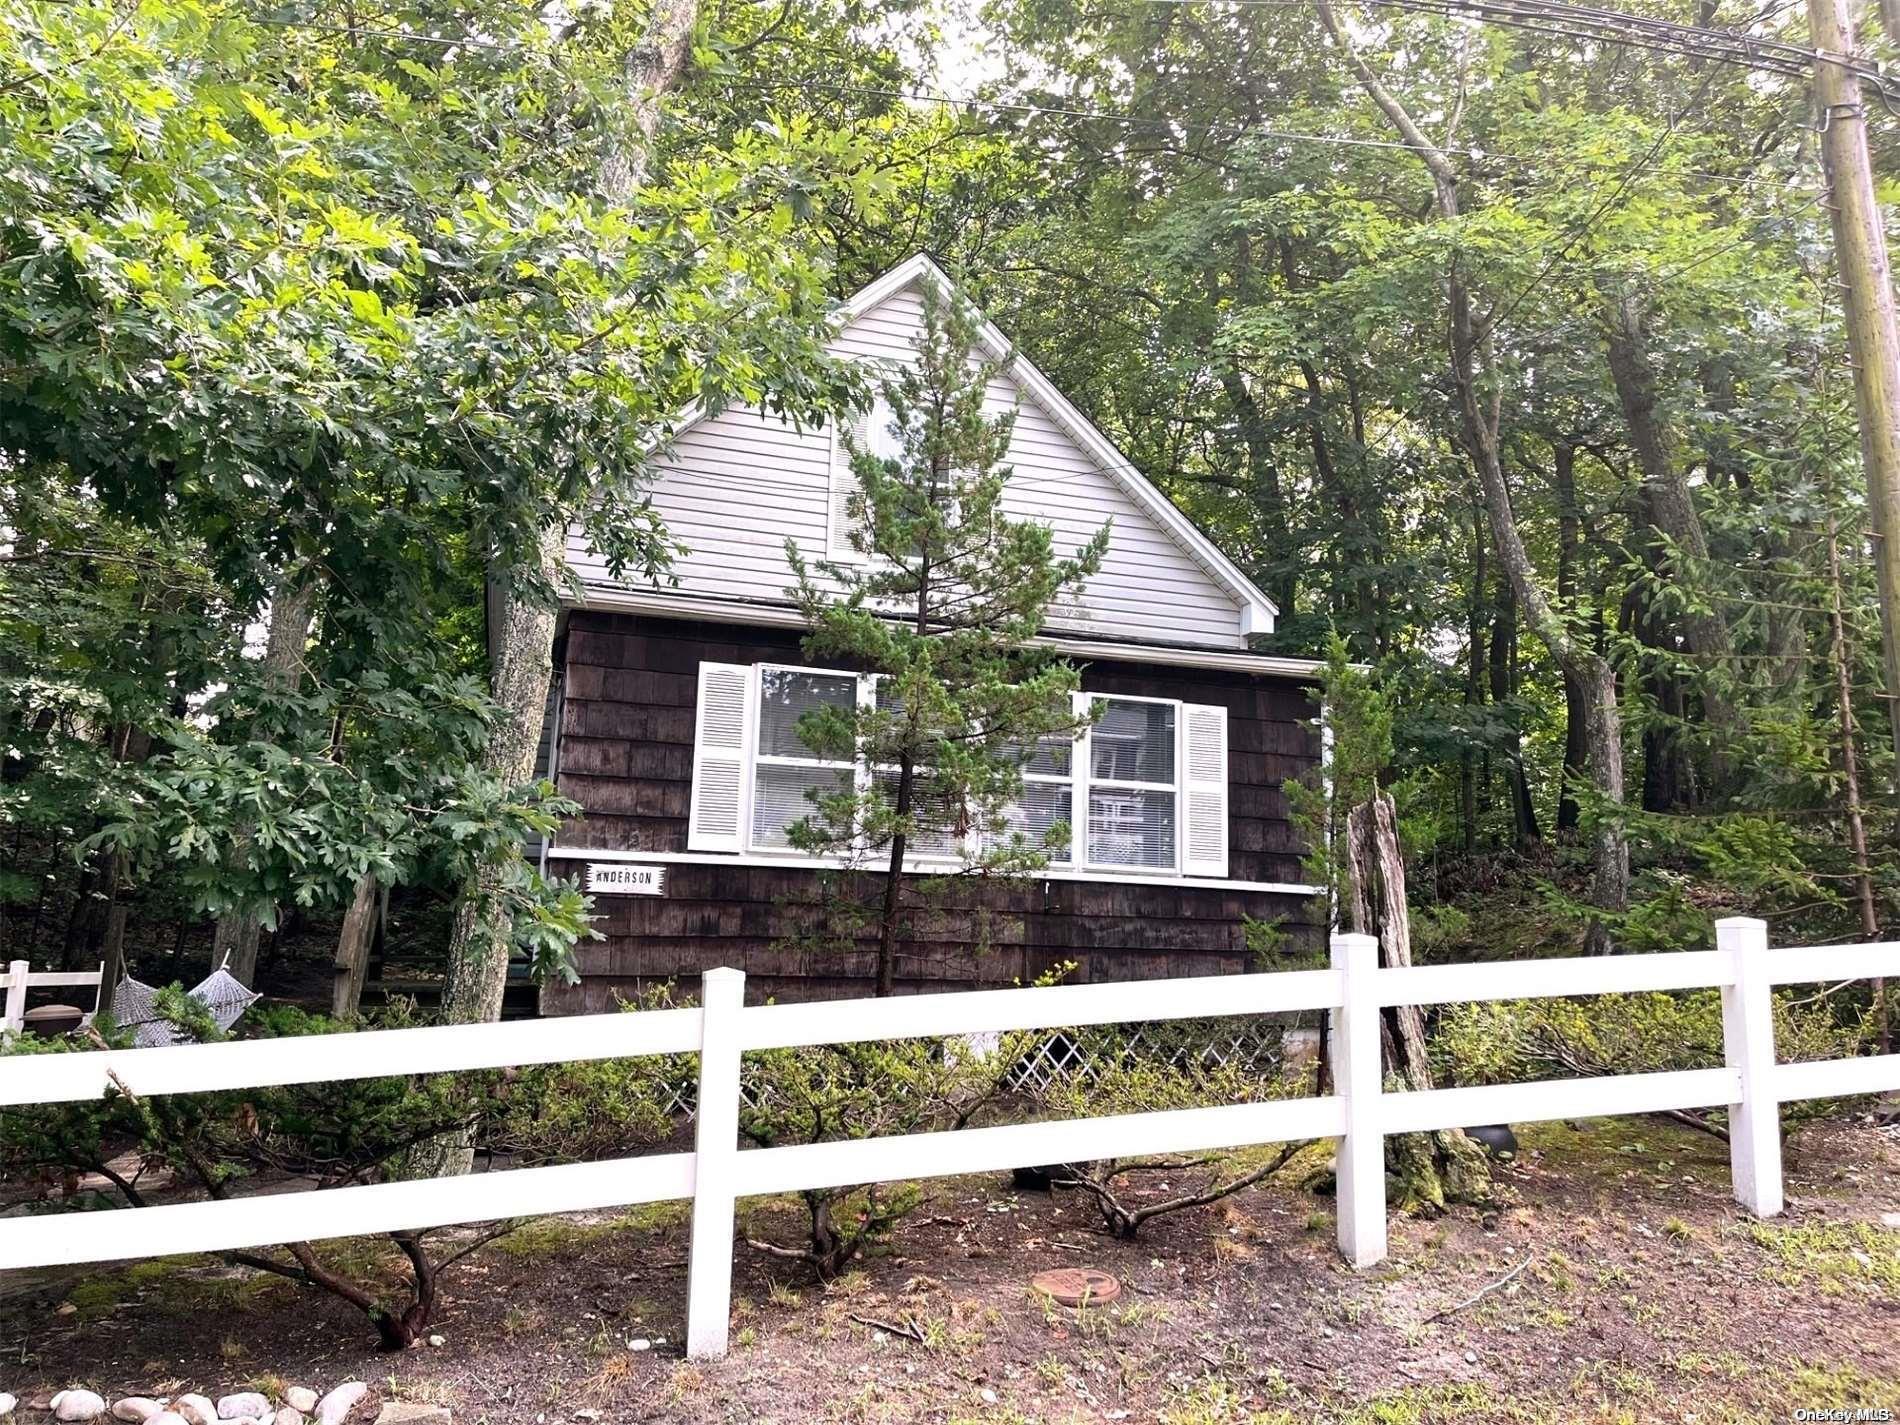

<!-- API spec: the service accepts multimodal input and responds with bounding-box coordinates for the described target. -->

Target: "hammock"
[111,966,261,1048]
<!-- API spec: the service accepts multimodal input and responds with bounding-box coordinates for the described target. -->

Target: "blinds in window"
[1181,702,1229,877]
[687,662,754,851]
[827,408,871,561]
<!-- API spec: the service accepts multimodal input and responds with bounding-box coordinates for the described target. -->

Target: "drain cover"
[1030,1266,1122,1306]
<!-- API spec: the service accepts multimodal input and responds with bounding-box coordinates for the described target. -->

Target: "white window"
[827,396,904,562]
[1082,697,1177,871]
[687,662,1229,878]
[750,667,857,850]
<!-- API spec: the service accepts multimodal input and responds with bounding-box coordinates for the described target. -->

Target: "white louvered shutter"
[688,662,754,851]
[828,408,870,561]
[1181,702,1229,877]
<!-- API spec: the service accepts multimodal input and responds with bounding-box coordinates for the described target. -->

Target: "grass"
[1744,1218,1900,1295]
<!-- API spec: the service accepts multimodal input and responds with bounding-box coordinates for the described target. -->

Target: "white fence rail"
[1,959,103,1035]
[1,918,1897,1359]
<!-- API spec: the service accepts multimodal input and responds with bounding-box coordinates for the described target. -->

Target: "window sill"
[545,845,1318,897]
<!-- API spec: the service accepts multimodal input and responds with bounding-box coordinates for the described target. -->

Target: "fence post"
[1330,931,1387,1268]
[2,961,26,1037]
[685,967,746,1359]
[1718,916,1783,1218]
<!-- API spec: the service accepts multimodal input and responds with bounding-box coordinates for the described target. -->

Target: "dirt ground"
[3,1113,1896,1424]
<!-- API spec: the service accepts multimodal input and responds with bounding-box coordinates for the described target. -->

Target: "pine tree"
[786,278,1109,995]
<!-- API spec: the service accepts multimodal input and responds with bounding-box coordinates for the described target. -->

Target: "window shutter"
[828,409,870,561]
[688,662,754,852]
[1181,702,1229,877]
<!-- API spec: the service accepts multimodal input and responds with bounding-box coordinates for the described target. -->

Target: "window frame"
[748,663,861,853]
[1076,692,1183,876]
[733,665,1200,878]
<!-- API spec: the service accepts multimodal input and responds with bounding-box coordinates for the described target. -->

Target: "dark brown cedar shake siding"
[541,610,1324,1012]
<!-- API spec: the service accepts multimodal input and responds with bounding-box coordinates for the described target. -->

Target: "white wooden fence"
[0,918,1896,1360]
[2,959,103,1035]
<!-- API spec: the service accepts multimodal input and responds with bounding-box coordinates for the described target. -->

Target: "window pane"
[871,770,962,858]
[1091,699,1175,784]
[1089,788,1175,868]
[757,668,856,759]
[1001,733,1073,777]
[752,764,852,849]
[995,780,1073,861]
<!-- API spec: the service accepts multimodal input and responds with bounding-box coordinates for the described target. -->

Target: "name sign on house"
[584,863,666,896]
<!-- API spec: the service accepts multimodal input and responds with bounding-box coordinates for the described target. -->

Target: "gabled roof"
[644,253,1278,639]
[832,254,1278,636]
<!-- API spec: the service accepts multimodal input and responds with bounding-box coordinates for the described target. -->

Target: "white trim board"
[567,584,1329,679]
[543,846,1320,898]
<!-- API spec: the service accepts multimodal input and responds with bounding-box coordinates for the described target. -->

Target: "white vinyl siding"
[567,282,1249,649]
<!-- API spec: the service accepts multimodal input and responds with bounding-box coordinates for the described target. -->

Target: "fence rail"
[0,917,1896,1360]
[1,959,103,1036]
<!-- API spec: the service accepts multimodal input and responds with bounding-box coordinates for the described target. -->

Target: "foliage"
[782,276,1108,990]
[0,998,682,1346]
[1434,989,1871,1133]
[1022,1023,1314,1237]
[739,1033,1021,1277]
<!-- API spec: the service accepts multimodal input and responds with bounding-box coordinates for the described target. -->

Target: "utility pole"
[1809,0,1900,788]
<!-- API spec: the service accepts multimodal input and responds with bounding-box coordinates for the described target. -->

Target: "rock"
[0,1394,14,1417]
[371,1407,449,1425]
[628,1338,652,1352]
[313,1384,367,1425]
[1464,1124,1518,1161]
[217,1397,270,1422]
[53,1391,108,1422]
[173,1398,218,1425]
[272,1412,305,1425]
[1882,1211,1900,1229]
[146,1416,190,1425]
[283,1394,317,1416]
[114,1401,165,1423]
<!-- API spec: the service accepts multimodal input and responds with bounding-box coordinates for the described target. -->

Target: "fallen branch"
[1424,1253,1534,1323]
[849,1312,927,1344]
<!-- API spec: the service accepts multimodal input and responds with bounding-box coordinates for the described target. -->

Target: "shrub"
[1433,988,1869,1136]
[1020,1023,1314,1237]
[0,994,680,1348]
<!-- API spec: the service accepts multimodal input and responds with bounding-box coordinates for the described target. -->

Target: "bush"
[1433,988,1870,1136]
[0,993,681,1348]
[1020,1023,1315,1237]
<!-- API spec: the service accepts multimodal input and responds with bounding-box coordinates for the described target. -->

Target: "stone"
[628,1338,652,1352]
[313,1384,367,1425]
[146,1416,191,1425]
[371,1406,449,1424]
[53,1391,108,1422]
[283,1394,318,1416]
[217,1397,270,1422]
[1882,1211,1900,1229]
[0,1393,14,1417]
[114,1401,165,1423]
[272,1412,305,1425]
[173,1398,217,1425]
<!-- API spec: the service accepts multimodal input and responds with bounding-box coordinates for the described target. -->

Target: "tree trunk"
[1826,503,1887,1051]
[216,571,318,986]
[331,872,378,1019]
[1317,1,1628,949]
[438,529,565,1031]
[1600,282,1738,793]
[1488,569,1540,846]
[1344,794,1493,1211]
[1808,0,1900,792]
[1555,443,1588,833]
[421,0,700,1179]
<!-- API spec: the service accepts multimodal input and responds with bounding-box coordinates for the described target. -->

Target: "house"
[534,255,1328,1011]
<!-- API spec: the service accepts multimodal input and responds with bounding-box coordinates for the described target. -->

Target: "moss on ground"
[1744,1218,1900,1295]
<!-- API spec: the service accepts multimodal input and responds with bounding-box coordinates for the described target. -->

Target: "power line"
[723,76,1820,196]
[1126,0,1900,104]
